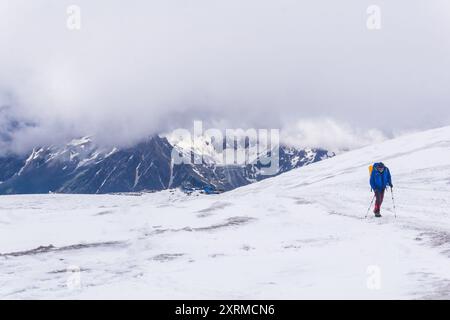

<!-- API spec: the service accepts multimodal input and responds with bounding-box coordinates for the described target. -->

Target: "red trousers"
[374,190,385,213]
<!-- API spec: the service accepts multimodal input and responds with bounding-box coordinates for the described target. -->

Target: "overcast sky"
[1,0,450,153]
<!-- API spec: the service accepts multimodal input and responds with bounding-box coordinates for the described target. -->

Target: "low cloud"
[281,118,387,152]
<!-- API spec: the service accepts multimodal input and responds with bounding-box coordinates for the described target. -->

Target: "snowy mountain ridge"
[0,135,332,194]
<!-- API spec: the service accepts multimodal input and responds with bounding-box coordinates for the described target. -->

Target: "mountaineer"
[369,162,393,217]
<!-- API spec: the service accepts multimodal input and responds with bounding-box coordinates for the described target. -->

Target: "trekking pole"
[390,187,397,218]
[365,194,376,219]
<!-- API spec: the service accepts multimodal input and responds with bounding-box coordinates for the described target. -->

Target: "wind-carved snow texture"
[146,216,256,236]
[0,126,450,299]
[0,241,125,257]
[197,202,233,218]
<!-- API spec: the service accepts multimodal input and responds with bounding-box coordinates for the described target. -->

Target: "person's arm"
[387,168,393,188]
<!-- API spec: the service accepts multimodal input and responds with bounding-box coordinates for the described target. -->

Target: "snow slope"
[0,126,449,299]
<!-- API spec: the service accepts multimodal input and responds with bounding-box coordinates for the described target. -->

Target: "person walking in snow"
[370,162,393,217]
